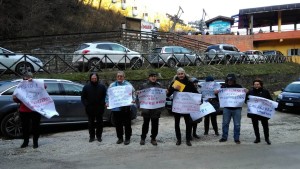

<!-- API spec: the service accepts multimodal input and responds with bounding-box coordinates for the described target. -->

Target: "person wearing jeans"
[216,73,246,144]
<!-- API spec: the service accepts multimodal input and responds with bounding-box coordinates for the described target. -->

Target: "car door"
[109,43,128,64]
[42,82,67,123]
[173,47,182,64]
[60,82,86,121]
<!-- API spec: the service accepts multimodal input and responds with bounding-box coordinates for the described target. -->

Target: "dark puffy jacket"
[139,81,163,118]
[247,87,273,120]
[81,82,107,113]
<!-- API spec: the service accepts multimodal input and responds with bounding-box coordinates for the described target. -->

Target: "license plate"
[166,101,172,105]
[285,103,294,106]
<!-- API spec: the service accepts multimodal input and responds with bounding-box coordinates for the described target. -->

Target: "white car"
[244,50,265,63]
[72,42,143,71]
[0,47,43,74]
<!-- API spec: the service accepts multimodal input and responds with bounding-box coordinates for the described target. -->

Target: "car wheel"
[1,112,23,139]
[167,59,176,68]
[15,62,34,75]
[88,58,101,71]
[130,58,142,70]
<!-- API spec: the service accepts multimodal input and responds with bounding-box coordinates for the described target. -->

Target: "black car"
[276,81,300,112]
[0,79,137,139]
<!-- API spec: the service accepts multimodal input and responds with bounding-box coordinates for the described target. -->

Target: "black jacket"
[139,81,163,118]
[81,82,107,113]
[247,87,272,120]
[167,76,198,97]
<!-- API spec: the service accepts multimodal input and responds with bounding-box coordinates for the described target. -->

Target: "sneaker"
[186,140,192,146]
[176,140,181,146]
[89,138,95,142]
[116,139,124,144]
[124,139,130,145]
[219,138,227,142]
[215,131,220,136]
[253,138,260,144]
[97,138,102,142]
[151,139,157,146]
[140,139,145,145]
[235,140,241,144]
[265,139,271,145]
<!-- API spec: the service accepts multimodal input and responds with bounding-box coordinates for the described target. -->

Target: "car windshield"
[75,44,89,51]
[181,48,191,53]
[284,83,300,93]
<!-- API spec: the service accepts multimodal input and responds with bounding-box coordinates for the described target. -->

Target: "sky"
[135,0,300,23]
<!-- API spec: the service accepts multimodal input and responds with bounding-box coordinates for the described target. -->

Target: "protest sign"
[201,82,221,100]
[107,85,133,109]
[138,88,166,109]
[172,92,202,114]
[13,80,59,119]
[247,95,278,118]
[218,88,246,108]
[190,102,216,121]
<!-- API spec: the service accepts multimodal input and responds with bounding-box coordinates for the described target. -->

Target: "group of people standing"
[13,68,273,148]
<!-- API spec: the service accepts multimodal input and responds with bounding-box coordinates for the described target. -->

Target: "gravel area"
[1,107,300,168]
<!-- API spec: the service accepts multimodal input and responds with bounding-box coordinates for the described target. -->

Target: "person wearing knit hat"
[216,73,245,144]
[167,67,198,146]
[139,71,162,146]
[201,75,220,136]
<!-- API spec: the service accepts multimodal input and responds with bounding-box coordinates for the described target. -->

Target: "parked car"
[276,81,300,112]
[148,46,202,68]
[72,42,143,71]
[0,47,43,75]
[262,50,286,63]
[0,79,137,139]
[244,50,265,63]
[204,44,246,63]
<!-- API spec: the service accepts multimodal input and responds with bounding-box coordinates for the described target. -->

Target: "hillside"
[0,0,125,39]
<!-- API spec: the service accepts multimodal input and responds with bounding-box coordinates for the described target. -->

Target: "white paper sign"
[13,80,59,119]
[218,88,246,108]
[247,95,278,119]
[201,82,221,100]
[190,102,216,121]
[107,85,133,109]
[172,92,202,114]
[138,88,166,109]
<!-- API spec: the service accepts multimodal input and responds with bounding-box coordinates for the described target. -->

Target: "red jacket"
[13,97,32,112]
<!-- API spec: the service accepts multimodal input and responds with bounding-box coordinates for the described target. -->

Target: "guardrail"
[0,52,291,78]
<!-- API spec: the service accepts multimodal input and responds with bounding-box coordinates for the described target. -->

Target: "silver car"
[148,46,202,68]
[0,79,137,139]
[244,50,265,63]
[204,44,246,63]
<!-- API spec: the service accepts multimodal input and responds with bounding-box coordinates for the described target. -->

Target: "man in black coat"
[81,73,107,142]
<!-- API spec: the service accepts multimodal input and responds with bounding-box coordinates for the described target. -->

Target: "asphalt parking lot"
[1,108,300,169]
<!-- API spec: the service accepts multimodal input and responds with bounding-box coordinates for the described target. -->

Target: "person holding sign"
[247,79,273,145]
[138,72,163,146]
[167,68,198,146]
[12,72,43,149]
[106,71,136,145]
[191,78,201,139]
[201,76,220,136]
[81,73,107,143]
[216,73,245,144]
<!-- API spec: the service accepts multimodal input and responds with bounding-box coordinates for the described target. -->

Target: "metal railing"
[0,52,291,78]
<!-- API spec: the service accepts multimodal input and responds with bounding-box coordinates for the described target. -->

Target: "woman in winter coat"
[247,79,273,145]
[167,68,198,146]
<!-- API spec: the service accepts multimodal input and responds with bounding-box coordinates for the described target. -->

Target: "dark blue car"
[276,81,300,112]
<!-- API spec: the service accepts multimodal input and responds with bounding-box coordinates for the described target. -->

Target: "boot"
[33,138,39,149]
[20,139,29,148]
[254,138,261,144]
